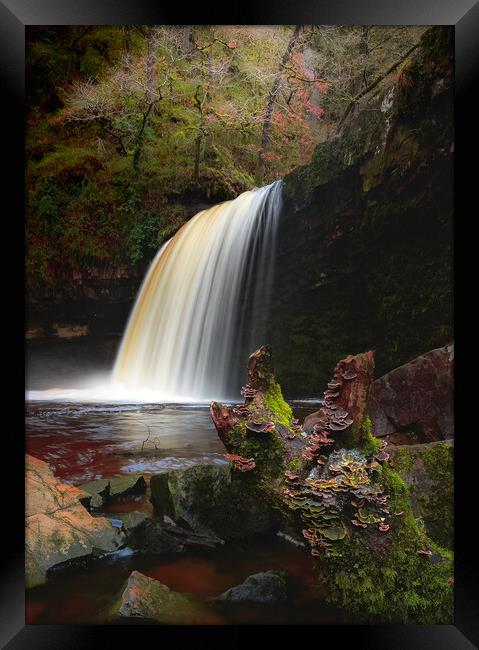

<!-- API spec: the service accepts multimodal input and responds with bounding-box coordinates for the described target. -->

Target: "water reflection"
[26,401,226,484]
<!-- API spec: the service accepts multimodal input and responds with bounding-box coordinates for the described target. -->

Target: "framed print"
[1,0,477,647]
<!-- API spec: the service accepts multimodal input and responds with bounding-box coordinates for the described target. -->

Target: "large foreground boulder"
[150,461,281,540]
[388,440,453,548]
[213,571,287,603]
[26,455,124,588]
[368,344,453,443]
[115,571,220,624]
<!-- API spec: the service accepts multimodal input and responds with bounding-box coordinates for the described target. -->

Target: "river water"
[26,398,345,625]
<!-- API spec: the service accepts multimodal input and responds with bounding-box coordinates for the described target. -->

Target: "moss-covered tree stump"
[210,345,453,624]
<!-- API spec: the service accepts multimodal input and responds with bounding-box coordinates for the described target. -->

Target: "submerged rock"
[213,571,288,603]
[368,344,453,443]
[116,570,219,624]
[149,462,280,540]
[127,517,224,554]
[79,475,147,511]
[78,479,109,509]
[26,455,124,588]
[388,440,453,548]
[113,511,149,536]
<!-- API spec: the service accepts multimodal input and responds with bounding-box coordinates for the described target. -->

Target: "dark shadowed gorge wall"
[270,27,453,396]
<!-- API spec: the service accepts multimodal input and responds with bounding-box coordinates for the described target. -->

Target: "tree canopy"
[26,25,425,288]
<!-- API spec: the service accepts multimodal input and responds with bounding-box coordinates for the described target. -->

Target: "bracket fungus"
[241,384,257,400]
[246,421,275,434]
[224,453,256,472]
[233,404,250,418]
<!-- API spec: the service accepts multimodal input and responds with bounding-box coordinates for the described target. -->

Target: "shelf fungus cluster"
[280,350,394,558]
[224,453,256,472]
[241,384,257,400]
[283,449,392,558]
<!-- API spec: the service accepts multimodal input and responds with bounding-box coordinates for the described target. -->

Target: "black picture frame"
[3,0,476,647]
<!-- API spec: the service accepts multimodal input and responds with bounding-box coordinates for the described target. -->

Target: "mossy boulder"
[388,440,453,548]
[213,571,288,603]
[149,462,281,540]
[112,511,149,536]
[126,517,224,554]
[114,570,220,624]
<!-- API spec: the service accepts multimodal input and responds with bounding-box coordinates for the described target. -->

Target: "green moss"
[319,463,454,623]
[360,416,382,456]
[227,421,285,482]
[389,442,453,549]
[418,443,454,548]
[264,382,293,427]
[421,442,453,486]
[286,457,303,472]
[390,446,415,474]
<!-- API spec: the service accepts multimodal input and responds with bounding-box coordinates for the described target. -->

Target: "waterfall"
[112,180,283,401]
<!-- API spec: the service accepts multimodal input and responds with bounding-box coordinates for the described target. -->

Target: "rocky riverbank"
[26,340,453,624]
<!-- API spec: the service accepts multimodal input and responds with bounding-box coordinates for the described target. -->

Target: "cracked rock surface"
[26,454,124,588]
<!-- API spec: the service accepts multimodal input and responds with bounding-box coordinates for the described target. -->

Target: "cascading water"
[112,180,283,401]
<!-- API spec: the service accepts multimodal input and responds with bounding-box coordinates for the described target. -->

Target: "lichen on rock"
[25,454,124,588]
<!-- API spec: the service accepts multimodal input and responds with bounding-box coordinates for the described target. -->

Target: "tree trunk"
[255,25,302,186]
[194,133,202,183]
[338,40,421,128]
[146,26,157,103]
[179,25,194,53]
[350,26,369,117]
[208,345,453,624]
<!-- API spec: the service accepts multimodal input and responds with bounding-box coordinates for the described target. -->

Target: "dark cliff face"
[269,27,453,397]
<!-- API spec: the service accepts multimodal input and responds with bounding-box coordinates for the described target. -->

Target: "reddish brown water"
[26,536,344,625]
[26,401,227,484]
[25,399,338,625]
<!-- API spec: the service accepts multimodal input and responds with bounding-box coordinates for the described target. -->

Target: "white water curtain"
[113,181,283,401]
